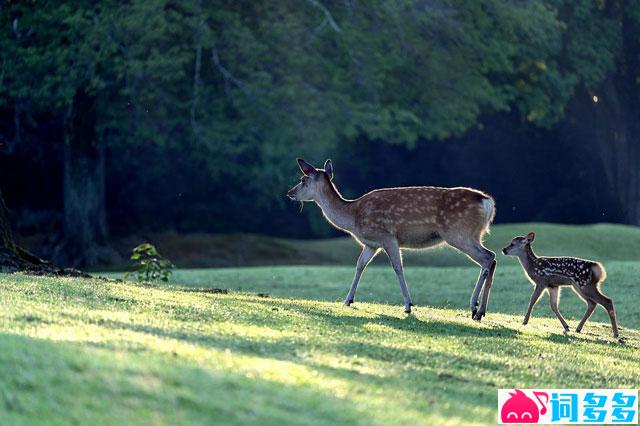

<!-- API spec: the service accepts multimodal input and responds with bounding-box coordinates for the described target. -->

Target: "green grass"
[97,223,640,269]
[289,222,640,267]
[1,223,640,425]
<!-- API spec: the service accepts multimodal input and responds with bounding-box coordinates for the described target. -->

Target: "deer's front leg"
[384,240,414,313]
[523,283,545,325]
[344,245,379,306]
[548,286,570,331]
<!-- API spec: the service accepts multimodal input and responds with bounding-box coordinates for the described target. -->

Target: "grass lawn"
[86,222,640,269]
[1,223,639,425]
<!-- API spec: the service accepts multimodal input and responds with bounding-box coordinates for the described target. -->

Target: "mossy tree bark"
[0,187,17,254]
[0,187,62,273]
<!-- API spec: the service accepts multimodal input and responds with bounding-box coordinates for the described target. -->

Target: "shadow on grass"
[15,281,640,423]
[56,315,505,422]
[0,332,371,425]
[157,281,585,327]
[99,281,633,349]
[59,305,638,419]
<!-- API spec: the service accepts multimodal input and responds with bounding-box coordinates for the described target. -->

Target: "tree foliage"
[1,0,639,230]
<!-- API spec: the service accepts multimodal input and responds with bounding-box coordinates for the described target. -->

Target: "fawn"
[502,232,619,337]
[287,158,497,319]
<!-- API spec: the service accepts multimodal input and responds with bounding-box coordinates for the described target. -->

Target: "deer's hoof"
[473,311,485,321]
[471,308,477,318]
[344,299,353,306]
[404,306,412,314]
[575,328,582,334]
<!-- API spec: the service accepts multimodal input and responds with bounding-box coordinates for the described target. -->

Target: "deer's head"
[502,232,535,256]
[287,158,333,202]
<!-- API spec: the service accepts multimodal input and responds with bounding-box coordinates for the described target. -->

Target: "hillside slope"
[1,266,639,425]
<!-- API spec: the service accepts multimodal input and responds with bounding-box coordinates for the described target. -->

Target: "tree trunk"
[0,186,82,274]
[0,186,28,272]
[620,8,640,225]
[560,7,640,226]
[0,187,17,254]
[590,11,640,226]
[50,88,117,268]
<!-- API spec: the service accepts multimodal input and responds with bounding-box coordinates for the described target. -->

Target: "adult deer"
[287,158,497,320]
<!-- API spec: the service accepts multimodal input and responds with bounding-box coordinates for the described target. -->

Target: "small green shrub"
[125,243,175,283]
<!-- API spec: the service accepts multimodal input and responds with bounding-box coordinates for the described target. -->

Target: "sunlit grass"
[1,263,639,425]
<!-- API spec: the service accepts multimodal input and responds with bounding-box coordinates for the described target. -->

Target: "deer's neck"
[517,245,538,271]
[314,182,355,232]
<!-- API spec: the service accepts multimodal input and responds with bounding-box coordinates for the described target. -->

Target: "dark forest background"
[1,1,639,268]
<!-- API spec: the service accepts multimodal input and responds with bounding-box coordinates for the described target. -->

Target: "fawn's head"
[502,232,535,256]
[287,158,333,202]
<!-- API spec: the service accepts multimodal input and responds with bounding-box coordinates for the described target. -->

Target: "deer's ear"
[526,232,536,242]
[323,159,333,180]
[297,158,316,176]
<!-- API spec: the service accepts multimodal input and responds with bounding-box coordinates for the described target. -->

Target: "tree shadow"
[0,332,373,425]
[90,284,640,353]
[58,315,505,422]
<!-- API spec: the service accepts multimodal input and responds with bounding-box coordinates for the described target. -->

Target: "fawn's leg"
[523,283,545,325]
[576,298,596,333]
[384,239,413,313]
[548,286,570,331]
[344,245,380,306]
[582,286,619,338]
[444,236,495,319]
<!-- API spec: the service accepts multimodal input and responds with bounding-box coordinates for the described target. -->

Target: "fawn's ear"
[323,159,333,180]
[526,232,536,242]
[297,158,316,176]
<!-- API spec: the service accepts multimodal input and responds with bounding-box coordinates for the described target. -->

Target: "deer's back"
[529,256,603,288]
[352,186,491,247]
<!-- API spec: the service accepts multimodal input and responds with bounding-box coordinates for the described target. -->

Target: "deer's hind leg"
[581,285,619,338]
[475,253,497,321]
[576,299,596,334]
[444,235,496,320]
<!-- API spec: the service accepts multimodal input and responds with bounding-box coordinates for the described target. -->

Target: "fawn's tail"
[592,262,607,284]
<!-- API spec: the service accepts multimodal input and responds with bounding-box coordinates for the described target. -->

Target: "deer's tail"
[479,194,496,235]
[592,262,607,284]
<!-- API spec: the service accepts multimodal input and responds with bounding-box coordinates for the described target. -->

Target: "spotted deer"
[287,158,497,319]
[502,232,619,337]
